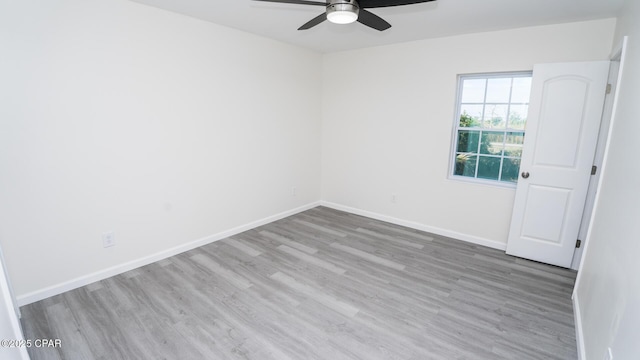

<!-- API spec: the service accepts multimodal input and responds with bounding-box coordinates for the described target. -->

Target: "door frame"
[570,37,628,270]
[0,245,30,360]
[572,36,628,360]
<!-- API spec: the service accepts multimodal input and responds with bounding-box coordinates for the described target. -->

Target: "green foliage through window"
[452,73,532,184]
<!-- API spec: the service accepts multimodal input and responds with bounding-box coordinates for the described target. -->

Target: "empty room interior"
[1,0,639,359]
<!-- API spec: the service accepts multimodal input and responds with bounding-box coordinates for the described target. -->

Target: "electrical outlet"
[391,193,397,203]
[604,347,613,360]
[102,232,115,248]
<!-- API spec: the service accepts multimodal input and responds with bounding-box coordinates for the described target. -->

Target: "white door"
[506,61,609,268]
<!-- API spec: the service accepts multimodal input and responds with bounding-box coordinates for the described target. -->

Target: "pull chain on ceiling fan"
[253,0,436,31]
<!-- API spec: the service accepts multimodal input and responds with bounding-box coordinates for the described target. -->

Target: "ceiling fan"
[253,0,436,31]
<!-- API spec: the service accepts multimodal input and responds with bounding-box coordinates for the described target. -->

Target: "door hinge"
[591,165,597,175]
[606,84,612,95]
[576,239,582,248]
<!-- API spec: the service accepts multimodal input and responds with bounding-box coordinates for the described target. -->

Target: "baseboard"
[17,200,506,306]
[572,293,587,360]
[16,201,321,306]
[320,201,507,251]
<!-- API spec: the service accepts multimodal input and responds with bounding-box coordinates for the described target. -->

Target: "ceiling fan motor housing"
[327,0,360,24]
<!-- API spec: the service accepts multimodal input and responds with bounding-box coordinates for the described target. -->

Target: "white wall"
[574,0,640,358]
[0,0,322,301]
[321,19,615,248]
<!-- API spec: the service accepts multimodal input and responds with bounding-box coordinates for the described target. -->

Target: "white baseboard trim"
[320,201,507,251]
[16,201,321,306]
[17,200,507,306]
[572,293,587,360]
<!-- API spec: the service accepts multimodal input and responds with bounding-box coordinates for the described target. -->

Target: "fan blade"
[253,0,327,6]
[357,9,391,31]
[359,0,435,8]
[298,13,327,30]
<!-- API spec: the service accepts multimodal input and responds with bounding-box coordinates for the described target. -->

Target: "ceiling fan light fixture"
[326,2,359,24]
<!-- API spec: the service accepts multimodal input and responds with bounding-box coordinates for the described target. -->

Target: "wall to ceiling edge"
[0,0,323,302]
[321,18,616,249]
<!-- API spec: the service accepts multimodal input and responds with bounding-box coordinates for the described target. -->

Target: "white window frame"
[448,71,533,188]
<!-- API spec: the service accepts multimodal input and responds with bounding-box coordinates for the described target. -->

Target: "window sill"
[447,175,518,189]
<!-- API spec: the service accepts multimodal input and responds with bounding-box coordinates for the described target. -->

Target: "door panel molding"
[506,61,609,268]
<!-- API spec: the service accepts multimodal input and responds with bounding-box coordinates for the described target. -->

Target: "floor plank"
[21,206,578,359]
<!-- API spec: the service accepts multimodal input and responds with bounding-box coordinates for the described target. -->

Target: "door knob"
[521,171,530,179]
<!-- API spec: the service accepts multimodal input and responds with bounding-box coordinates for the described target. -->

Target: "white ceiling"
[129,0,624,53]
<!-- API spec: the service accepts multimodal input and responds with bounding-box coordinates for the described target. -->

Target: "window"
[450,72,532,185]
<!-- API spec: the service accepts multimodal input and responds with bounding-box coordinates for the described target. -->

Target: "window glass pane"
[459,105,483,127]
[480,132,505,155]
[504,132,524,157]
[508,105,528,130]
[477,156,501,180]
[457,130,480,152]
[454,154,477,177]
[461,79,486,103]
[501,158,521,183]
[485,78,511,103]
[511,77,532,103]
[483,104,508,129]
[452,73,530,186]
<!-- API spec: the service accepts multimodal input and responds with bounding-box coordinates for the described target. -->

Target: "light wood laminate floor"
[21,206,578,359]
